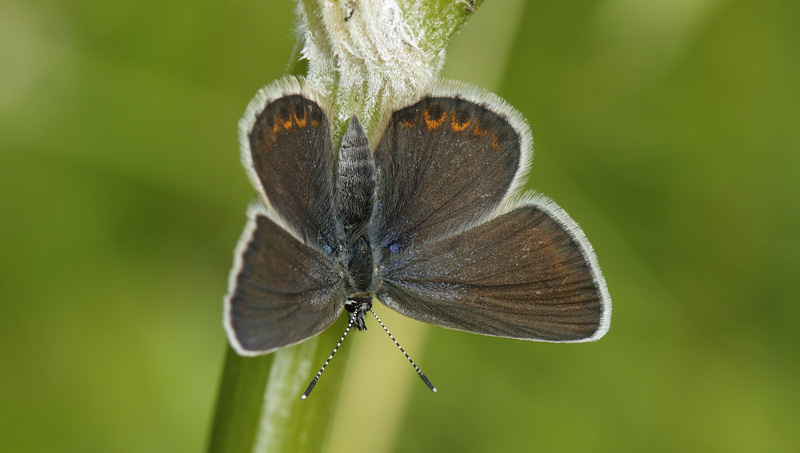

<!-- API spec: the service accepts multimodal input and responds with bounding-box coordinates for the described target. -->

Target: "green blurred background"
[2,0,798,451]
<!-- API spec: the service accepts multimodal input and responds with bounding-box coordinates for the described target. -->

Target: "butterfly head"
[344,293,373,331]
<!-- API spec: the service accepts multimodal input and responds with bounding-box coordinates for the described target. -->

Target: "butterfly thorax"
[341,233,377,331]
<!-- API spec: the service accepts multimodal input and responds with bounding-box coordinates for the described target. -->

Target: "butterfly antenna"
[301,319,354,400]
[369,309,437,393]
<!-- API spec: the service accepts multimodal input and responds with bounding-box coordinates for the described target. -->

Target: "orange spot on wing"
[400,118,416,128]
[271,119,280,135]
[424,109,447,130]
[450,112,472,132]
[311,119,320,126]
[293,109,307,127]
[280,116,293,130]
[472,123,489,137]
[491,134,501,150]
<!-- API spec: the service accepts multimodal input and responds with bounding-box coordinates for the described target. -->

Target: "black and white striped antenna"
[300,311,437,399]
[301,319,353,400]
[369,308,437,393]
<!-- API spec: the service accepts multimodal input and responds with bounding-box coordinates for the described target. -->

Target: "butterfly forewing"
[245,90,337,253]
[371,96,523,256]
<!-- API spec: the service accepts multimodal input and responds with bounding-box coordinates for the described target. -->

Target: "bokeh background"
[2,0,798,451]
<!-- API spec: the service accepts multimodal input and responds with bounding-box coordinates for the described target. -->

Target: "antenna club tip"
[432,388,438,393]
[300,394,307,400]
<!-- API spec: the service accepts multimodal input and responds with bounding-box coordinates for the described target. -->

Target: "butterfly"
[223,76,611,395]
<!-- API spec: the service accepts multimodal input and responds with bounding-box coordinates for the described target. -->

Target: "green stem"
[209,318,352,453]
[207,348,273,453]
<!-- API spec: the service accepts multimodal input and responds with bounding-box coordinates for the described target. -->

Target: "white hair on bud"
[299,0,445,127]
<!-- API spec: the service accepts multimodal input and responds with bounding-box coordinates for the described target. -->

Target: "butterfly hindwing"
[376,197,610,342]
[225,203,345,355]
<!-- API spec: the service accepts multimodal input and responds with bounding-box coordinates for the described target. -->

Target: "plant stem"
[209,317,352,453]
